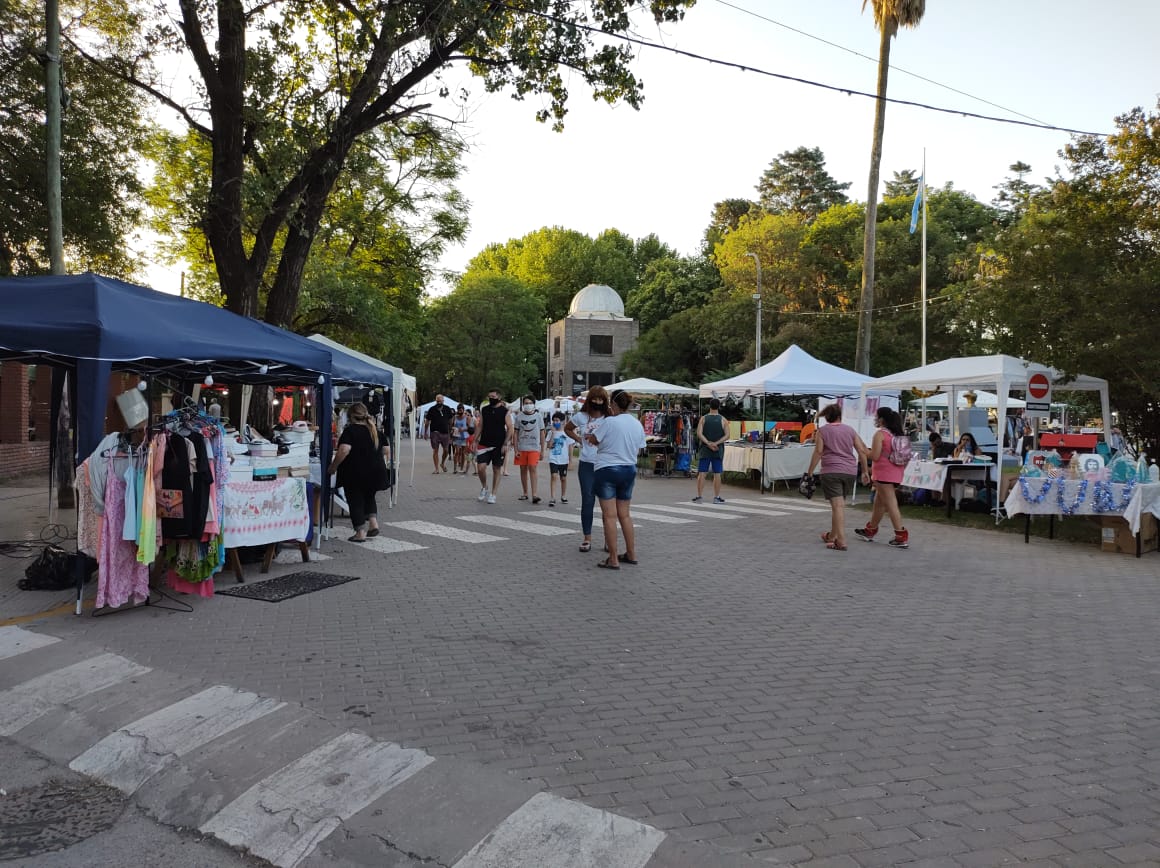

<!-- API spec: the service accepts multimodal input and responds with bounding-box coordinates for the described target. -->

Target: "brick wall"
[0,361,29,444]
[0,442,51,481]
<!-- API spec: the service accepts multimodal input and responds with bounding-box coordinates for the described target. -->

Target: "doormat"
[216,571,360,603]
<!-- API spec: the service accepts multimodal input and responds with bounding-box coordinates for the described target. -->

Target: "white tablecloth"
[1124,482,1160,534]
[1003,477,1137,519]
[722,444,812,486]
[223,478,311,548]
[902,460,996,492]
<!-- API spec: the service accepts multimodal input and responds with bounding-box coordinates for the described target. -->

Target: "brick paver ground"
[6,450,1160,866]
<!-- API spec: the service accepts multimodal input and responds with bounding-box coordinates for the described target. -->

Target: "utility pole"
[745,252,762,366]
[45,0,64,274]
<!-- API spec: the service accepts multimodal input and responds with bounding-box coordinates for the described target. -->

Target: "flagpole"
[920,149,927,367]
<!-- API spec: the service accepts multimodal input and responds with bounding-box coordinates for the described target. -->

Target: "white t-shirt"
[547,428,569,464]
[515,408,544,452]
[593,413,646,470]
[570,411,604,464]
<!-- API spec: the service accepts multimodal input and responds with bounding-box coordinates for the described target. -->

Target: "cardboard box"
[288,466,310,478]
[1100,515,1158,554]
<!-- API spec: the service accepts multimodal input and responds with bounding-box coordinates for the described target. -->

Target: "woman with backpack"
[855,406,910,548]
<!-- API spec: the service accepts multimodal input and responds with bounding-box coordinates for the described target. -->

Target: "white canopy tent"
[862,354,1111,446]
[607,376,699,396]
[908,390,1026,409]
[307,333,417,506]
[700,344,899,399]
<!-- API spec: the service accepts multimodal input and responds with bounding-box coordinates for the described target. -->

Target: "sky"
[142,0,1160,295]
[424,0,1160,291]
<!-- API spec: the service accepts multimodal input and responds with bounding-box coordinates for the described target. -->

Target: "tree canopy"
[757,146,851,222]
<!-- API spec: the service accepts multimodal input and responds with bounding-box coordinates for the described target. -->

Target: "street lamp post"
[745,252,762,366]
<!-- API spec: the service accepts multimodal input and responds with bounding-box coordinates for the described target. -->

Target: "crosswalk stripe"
[361,535,427,554]
[0,625,59,661]
[726,497,831,513]
[519,510,667,526]
[680,501,790,517]
[452,791,665,868]
[201,731,434,868]
[632,504,739,520]
[385,521,507,544]
[70,685,286,795]
[458,516,573,536]
[273,549,333,565]
[0,653,151,736]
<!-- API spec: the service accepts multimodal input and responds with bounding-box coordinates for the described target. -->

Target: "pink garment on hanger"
[165,569,214,597]
[97,457,150,609]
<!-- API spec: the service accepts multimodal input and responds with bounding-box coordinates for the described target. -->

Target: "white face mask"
[522,404,534,412]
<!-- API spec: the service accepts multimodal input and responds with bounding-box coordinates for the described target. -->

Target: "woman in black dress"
[328,402,390,542]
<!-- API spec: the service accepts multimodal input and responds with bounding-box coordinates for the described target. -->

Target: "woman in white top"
[587,389,646,569]
[565,386,608,553]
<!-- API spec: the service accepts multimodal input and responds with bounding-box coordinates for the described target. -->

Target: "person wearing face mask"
[566,387,609,553]
[474,389,513,504]
[547,411,570,507]
[513,395,546,503]
[423,394,455,473]
[451,403,471,473]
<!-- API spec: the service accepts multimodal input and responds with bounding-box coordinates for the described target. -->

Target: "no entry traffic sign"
[1025,369,1052,415]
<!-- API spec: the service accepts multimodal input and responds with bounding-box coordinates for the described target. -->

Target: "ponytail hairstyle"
[348,402,379,448]
[610,390,633,412]
[876,407,904,437]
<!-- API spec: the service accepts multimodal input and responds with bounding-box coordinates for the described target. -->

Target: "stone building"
[546,284,638,397]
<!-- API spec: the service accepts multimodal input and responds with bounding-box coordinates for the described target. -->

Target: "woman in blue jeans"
[565,386,609,553]
[588,389,646,569]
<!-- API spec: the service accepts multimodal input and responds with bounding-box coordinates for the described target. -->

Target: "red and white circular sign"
[1028,372,1050,400]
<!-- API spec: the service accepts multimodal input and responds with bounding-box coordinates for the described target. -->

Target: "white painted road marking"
[726,496,831,513]
[201,731,433,868]
[679,501,791,517]
[0,625,59,661]
[386,521,507,544]
[70,685,286,794]
[453,791,665,868]
[632,504,740,520]
[457,515,572,536]
[361,535,428,555]
[0,652,151,736]
[273,549,332,565]
[519,511,664,526]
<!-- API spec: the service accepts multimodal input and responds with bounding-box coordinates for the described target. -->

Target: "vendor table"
[1003,477,1153,555]
[223,478,312,581]
[723,443,812,490]
[903,459,998,518]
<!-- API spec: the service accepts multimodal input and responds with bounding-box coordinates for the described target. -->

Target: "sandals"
[561,498,568,504]
[367,528,380,537]
[825,541,848,551]
[820,531,833,543]
[579,541,592,552]
[348,534,367,543]
[619,553,638,565]
[532,496,542,504]
[518,495,529,501]
[597,558,620,570]
[549,500,556,507]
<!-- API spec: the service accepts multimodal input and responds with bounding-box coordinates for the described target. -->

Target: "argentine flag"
[909,176,924,234]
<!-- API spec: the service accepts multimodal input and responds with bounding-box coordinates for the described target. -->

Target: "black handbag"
[20,546,97,591]
[798,472,817,499]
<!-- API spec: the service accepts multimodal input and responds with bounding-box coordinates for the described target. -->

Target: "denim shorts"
[594,465,636,501]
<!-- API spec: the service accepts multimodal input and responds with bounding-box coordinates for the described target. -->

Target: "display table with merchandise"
[903,458,1001,518]
[222,477,312,580]
[723,443,812,489]
[1003,477,1157,555]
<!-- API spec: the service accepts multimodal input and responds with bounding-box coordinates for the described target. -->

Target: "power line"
[780,295,954,318]
[505,5,1111,138]
[711,0,1053,128]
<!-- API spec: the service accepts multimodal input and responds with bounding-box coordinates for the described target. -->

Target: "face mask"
[523,404,534,412]
[488,398,498,406]
[553,422,562,429]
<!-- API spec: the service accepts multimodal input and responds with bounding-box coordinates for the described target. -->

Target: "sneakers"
[691,496,703,503]
[477,488,488,502]
[888,528,909,549]
[486,493,497,504]
[713,496,725,504]
[854,525,878,541]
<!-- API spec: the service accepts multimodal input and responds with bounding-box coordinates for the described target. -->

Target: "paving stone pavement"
[5,448,1160,866]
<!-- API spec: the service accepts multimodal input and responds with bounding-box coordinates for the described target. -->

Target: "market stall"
[605,378,699,475]
[1004,477,1158,556]
[701,345,899,489]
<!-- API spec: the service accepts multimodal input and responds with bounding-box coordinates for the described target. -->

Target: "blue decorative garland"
[1019,476,1054,504]
[1057,479,1089,515]
[1091,479,1137,513]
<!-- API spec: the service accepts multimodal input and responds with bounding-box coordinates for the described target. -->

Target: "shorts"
[594,465,636,501]
[549,462,568,478]
[697,456,724,474]
[514,450,540,467]
[819,473,856,500]
[430,431,451,450]
[452,435,467,447]
[475,446,506,467]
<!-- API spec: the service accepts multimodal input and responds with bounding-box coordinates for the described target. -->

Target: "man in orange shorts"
[512,395,546,503]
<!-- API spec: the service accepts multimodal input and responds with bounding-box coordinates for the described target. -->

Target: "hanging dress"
[97,455,150,609]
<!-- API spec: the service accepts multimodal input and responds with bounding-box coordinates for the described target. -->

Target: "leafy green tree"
[625,254,719,332]
[970,103,1160,449]
[854,0,927,374]
[756,146,851,221]
[462,226,640,321]
[703,198,757,250]
[89,0,694,328]
[416,274,545,403]
[618,307,704,384]
[0,0,149,275]
[883,168,920,198]
[991,161,1040,220]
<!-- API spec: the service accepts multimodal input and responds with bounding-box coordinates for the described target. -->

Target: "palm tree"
[854,0,926,374]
